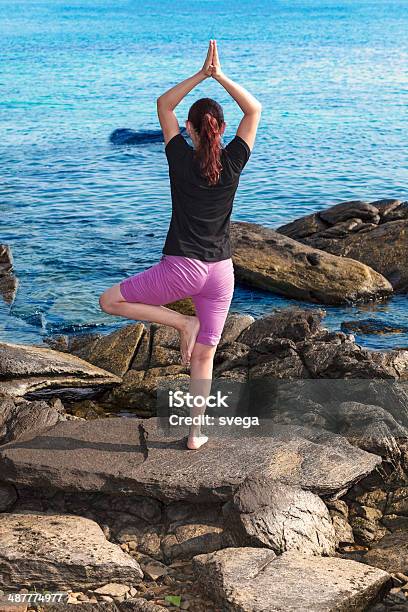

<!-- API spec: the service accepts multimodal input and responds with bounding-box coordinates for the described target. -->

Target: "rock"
[0,482,17,511]
[278,198,408,292]
[193,547,391,611]
[165,297,195,316]
[130,328,152,371]
[0,341,121,398]
[0,244,18,304]
[162,523,223,562]
[225,479,336,555]
[46,595,168,612]
[230,221,392,305]
[219,313,255,347]
[93,584,130,598]
[0,417,381,502]
[0,512,143,589]
[140,559,168,580]
[333,402,408,464]
[71,323,145,377]
[364,530,408,574]
[341,319,408,335]
[326,500,354,545]
[238,307,324,345]
[0,395,63,445]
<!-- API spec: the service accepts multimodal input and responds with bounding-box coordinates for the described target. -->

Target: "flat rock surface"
[230,221,392,305]
[0,417,380,502]
[0,341,121,397]
[0,512,143,589]
[193,547,391,611]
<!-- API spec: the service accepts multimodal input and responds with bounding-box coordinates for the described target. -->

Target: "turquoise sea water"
[1,0,407,349]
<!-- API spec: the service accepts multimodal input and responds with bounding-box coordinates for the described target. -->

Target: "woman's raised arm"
[156,43,213,145]
[212,40,261,151]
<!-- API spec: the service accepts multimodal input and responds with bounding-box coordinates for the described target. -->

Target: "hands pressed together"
[201,39,223,79]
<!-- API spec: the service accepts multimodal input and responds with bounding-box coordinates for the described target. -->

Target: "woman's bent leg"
[99,283,199,364]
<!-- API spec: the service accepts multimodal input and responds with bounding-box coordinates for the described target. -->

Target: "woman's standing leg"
[187,342,217,449]
[187,258,234,449]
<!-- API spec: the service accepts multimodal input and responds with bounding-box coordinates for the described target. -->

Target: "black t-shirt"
[163,133,251,262]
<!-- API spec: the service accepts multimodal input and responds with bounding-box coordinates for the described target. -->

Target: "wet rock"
[0,395,63,445]
[0,417,381,502]
[0,341,121,398]
[230,221,392,305]
[193,547,391,611]
[278,198,408,292]
[0,244,18,304]
[0,512,143,589]
[225,479,336,555]
[341,319,408,335]
[71,323,145,377]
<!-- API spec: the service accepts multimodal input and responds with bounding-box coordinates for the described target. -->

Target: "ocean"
[1,0,407,349]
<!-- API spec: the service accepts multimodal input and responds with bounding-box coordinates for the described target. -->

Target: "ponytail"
[188,98,224,187]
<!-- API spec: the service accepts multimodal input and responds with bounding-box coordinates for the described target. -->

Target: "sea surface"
[1,0,407,350]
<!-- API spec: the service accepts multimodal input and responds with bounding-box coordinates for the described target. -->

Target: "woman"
[99,40,261,449]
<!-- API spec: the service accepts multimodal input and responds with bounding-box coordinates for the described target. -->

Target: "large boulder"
[70,323,145,377]
[0,342,121,398]
[0,244,18,304]
[0,512,143,590]
[0,395,64,445]
[193,547,391,611]
[230,221,392,305]
[278,198,408,292]
[0,417,381,502]
[224,479,336,555]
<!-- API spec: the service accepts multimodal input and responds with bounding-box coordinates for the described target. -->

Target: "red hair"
[188,98,224,186]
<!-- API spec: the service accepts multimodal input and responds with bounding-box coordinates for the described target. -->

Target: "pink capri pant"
[119,255,235,346]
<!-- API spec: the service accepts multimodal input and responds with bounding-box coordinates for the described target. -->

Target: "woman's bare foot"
[179,316,200,365]
[186,434,208,450]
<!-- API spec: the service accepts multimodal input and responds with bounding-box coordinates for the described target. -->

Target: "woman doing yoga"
[99,40,261,449]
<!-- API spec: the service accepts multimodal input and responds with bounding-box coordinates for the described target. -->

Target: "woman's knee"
[191,342,217,364]
[99,284,124,314]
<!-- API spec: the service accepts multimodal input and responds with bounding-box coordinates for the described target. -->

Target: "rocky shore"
[1,307,408,611]
[1,198,407,611]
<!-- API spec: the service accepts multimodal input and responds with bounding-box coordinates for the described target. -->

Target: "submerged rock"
[278,198,408,292]
[0,512,143,590]
[109,127,187,146]
[0,244,18,304]
[230,221,392,305]
[193,547,391,611]
[0,341,121,398]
